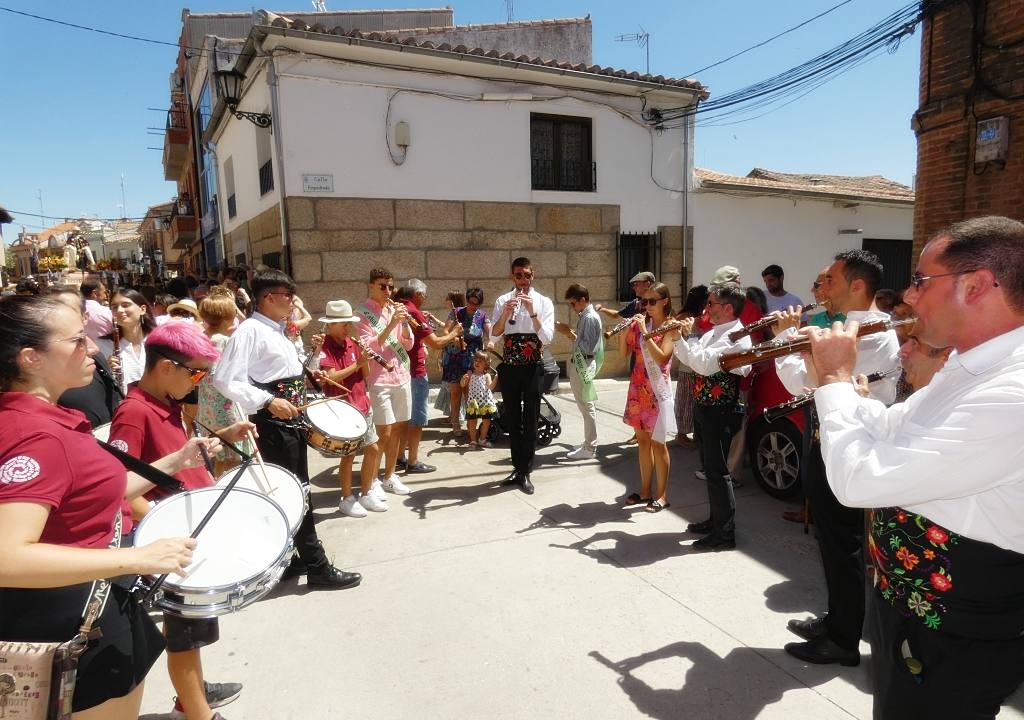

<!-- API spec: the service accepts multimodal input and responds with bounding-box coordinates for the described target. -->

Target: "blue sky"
[0,0,920,233]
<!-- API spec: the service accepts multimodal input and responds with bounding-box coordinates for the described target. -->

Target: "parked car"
[745,362,805,499]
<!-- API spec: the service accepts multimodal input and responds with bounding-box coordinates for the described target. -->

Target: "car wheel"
[747,418,802,500]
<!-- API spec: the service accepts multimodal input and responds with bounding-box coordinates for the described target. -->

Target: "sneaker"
[566,446,595,460]
[369,479,387,502]
[695,470,707,481]
[339,494,367,517]
[359,493,389,512]
[477,439,491,448]
[170,682,241,719]
[382,474,412,495]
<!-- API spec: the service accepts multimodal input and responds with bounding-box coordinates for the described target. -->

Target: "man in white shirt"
[491,257,555,494]
[775,249,900,667]
[671,283,752,550]
[805,216,1024,719]
[213,268,361,591]
[761,264,803,314]
[80,280,112,341]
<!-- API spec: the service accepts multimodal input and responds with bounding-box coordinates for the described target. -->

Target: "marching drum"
[304,398,368,456]
[133,487,292,618]
[215,462,307,536]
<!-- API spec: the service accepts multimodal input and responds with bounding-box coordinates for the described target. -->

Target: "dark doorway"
[862,238,912,292]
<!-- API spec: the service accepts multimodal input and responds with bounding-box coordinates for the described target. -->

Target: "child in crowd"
[461,350,497,448]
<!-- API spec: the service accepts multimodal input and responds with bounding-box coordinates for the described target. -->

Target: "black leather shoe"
[519,475,535,495]
[406,461,436,474]
[784,636,860,666]
[692,534,736,551]
[280,556,307,582]
[499,472,520,487]
[787,615,828,641]
[395,457,408,470]
[306,565,362,590]
[686,519,713,535]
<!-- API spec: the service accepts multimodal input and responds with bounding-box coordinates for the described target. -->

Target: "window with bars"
[616,232,661,302]
[530,114,595,192]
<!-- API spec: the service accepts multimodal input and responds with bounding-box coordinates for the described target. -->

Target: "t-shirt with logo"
[318,335,370,414]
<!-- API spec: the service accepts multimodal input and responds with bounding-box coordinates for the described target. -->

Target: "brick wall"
[912,0,1024,258]
[283,196,684,379]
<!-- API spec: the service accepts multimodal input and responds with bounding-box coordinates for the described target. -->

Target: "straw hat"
[318,299,359,324]
[166,298,200,319]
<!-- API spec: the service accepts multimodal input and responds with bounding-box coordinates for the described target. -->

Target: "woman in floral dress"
[620,282,677,512]
[444,288,490,436]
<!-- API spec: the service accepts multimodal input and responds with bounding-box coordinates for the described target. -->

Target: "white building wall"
[216,56,689,234]
[691,190,913,297]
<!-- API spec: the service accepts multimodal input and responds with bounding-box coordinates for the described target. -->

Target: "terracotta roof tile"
[696,167,914,203]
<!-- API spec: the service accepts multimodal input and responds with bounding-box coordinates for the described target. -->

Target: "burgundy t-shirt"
[110,386,212,502]
[0,393,129,548]
[401,299,433,379]
[318,335,370,414]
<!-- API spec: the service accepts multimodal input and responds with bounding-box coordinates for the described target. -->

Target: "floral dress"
[197,333,253,462]
[442,307,489,383]
[465,372,497,418]
[623,325,673,434]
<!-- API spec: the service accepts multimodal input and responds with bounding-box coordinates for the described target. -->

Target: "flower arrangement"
[37,255,67,271]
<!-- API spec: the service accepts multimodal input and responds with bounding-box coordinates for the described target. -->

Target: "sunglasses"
[153,349,208,384]
[266,291,295,300]
[909,269,981,290]
[49,333,89,352]
[513,272,533,280]
[812,281,823,290]
[377,283,395,291]
[639,297,663,306]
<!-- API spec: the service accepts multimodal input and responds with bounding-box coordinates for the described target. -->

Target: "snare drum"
[304,398,368,456]
[133,487,292,618]
[215,462,307,536]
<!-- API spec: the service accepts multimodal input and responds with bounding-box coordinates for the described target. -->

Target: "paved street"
[140,379,1024,720]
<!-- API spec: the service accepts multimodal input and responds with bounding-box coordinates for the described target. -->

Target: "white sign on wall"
[302,174,334,192]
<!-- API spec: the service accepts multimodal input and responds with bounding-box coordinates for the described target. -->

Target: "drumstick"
[293,396,338,412]
[317,374,351,396]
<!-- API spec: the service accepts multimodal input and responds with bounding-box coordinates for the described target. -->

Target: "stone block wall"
[224,204,281,268]
[281,196,683,380]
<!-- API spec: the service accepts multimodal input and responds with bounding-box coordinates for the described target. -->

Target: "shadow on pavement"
[517,500,637,533]
[402,479,512,519]
[590,641,871,720]
[550,529,702,567]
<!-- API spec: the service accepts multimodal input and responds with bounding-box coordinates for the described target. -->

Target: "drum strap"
[97,440,184,492]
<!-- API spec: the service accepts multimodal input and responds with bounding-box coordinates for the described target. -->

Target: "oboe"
[718,317,914,373]
[603,316,637,339]
[642,320,686,340]
[353,337,395,372]
[763,367,901,423]
[507,294,524,326]
[388,299,422,330]
[111,322,124,391]
[727,303,822,343]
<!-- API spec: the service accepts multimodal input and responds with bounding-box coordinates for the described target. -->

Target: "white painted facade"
[690,190,913,296]
[212,47,695,236]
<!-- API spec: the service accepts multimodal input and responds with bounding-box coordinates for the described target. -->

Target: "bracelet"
[530,313,538,319]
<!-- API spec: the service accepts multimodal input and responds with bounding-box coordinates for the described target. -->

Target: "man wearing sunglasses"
[214,269,362,591]
[109,322,254,720]
[491,257,555,494]
[773,249,901,668]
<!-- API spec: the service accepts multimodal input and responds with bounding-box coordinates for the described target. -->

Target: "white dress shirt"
[814,324,1024,554]
[83,299,113,341]
[491,287,555,346]
[672,318,752,377]
[775,309,900,404]
[213,312,304,415]
[97,337,145,394]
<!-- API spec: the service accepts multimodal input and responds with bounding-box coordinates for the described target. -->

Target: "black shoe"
[280,556,307,581]
[395,457,408,470]
[784,636,860,666]
[306,565,362,590]
[204,681,242,709]
[406,461,436,474]
[787,615,828,641]
[730,476,744,489]
[692,534,736,551]
[499,471,521,487]
[519,474,535,495]
[686,519,713,535]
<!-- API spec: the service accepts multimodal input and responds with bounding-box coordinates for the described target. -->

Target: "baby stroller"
[488,348,562,446]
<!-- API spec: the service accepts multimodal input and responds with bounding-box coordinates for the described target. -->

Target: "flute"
[111,321,124,391]
[763,367,901,423]
[727,302,822,343]
[353,337,395,372]
[718,317,913,373]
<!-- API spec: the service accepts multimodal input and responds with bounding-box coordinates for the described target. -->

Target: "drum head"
[305,398,368,439]
[134,487,289,592]
[215,463,306,535]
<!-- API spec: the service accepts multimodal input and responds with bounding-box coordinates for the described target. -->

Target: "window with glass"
[530,114,595,192]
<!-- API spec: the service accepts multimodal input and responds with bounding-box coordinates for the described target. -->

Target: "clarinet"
[353,337,395,372]
[728,302,822,343]
[718,317,914,373]
[642,320,685,340]
[763,367,901,423]
[506,294,524,326]
[111,322,124,391]
[603,316,637,339]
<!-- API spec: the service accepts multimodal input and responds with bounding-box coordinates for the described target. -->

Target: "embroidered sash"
[638,324,676,443]
[358,305,410,369]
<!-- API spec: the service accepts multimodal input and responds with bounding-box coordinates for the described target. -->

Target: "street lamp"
[213,68,272,129]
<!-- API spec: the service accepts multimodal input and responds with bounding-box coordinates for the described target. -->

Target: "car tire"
[747,417,802,500]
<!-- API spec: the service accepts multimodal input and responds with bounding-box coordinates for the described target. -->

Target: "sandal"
[645,500,671,513]
[625,493,651,506]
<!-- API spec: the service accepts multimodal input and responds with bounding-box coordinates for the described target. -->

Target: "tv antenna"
[312,0,326,11]
[504,0,514,22]
[615,26,651,75]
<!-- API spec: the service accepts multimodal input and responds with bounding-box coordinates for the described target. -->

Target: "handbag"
[0,511,122,720]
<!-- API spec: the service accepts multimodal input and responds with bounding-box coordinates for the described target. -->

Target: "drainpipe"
[681,105,693,295]
[267,56,291,273]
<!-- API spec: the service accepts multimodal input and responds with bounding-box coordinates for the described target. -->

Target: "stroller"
[487,348,562,446]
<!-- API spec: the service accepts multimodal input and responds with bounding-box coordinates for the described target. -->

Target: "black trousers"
[693,404,742,539]
[252,411,329,570]
[498,362,542,475]
[869,593,1024,719]
[804,440,865,650]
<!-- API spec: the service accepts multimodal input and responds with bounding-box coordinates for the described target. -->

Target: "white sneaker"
[369,479,387,502]
[695,470,707,481]
[382,474,412,496]
[359,493,389,512]
[339,494,367,517]
[566,446,595,460]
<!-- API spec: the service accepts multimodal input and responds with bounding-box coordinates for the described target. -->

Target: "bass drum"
[133,487,292,618]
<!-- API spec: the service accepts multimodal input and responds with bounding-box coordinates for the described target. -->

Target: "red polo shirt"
[318,335,370,414]
[110,386,212,502]
[400,299,432,379]
[0,392,127,548]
